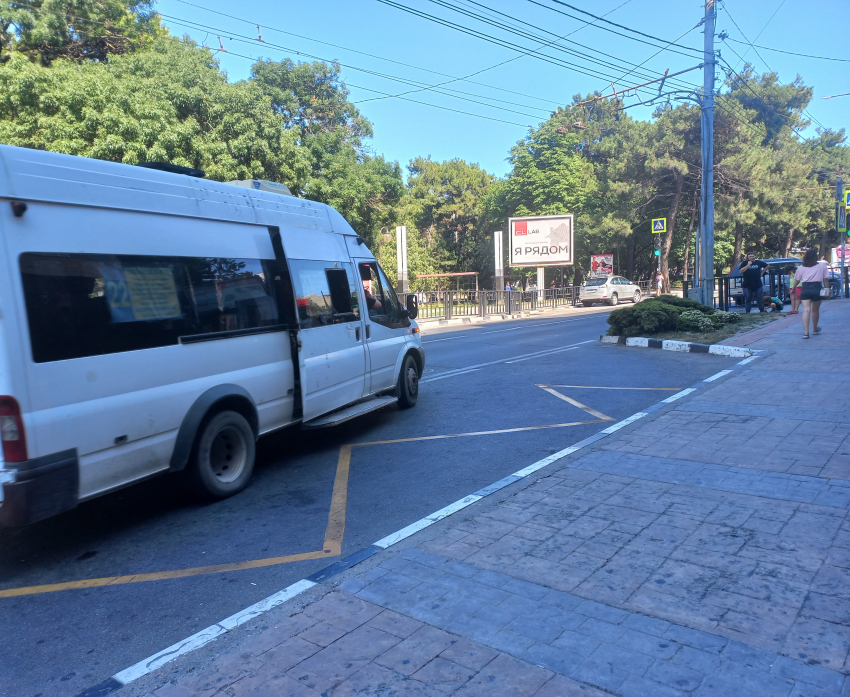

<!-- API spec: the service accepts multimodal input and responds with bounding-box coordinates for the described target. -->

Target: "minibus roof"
[0,145,357,237]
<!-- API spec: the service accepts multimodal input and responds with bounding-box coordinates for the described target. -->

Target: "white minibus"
[0,146,424,525]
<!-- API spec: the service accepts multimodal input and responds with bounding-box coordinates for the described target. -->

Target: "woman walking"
[794,249,829,339]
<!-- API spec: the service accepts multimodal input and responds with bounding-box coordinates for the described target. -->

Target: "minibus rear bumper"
[0,449,79,526]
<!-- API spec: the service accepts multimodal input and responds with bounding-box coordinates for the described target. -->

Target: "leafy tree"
[1,0,165,63]
[0,37,309,182]
[406,156,494,274]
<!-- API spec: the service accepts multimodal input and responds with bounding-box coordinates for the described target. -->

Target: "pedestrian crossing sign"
[652,218,667,234]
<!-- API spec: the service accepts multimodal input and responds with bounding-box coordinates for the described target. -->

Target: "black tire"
[186,410,255,499]
[608,293,619,306]
[397,354,419,409]
[633,290,641,303]
[582,302,593,307]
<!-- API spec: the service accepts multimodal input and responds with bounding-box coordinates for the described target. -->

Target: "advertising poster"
[831,245,850,265]
[508,214,574,267]
[590,254,614,278]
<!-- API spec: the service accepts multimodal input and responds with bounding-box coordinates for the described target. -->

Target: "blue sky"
[156,0,848,178]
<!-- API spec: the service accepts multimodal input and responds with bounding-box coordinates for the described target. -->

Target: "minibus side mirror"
[406,294,418,320]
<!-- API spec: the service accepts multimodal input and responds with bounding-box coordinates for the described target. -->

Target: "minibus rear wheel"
[187,410,256,499]
[397,354,419,409]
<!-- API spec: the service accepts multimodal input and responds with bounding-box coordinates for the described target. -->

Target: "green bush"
[608,298,740,336]
[655,294,714,314]
[607,301,686,336]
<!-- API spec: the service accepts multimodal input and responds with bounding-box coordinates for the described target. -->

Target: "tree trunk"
[732,221,743,269]
[682,188,698,286]
[820,227,830,261]
[660,171,685,293]
[782,227,794,258]
[626,237,635,281]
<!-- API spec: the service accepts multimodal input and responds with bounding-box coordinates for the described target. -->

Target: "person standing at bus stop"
[739,252,768,313]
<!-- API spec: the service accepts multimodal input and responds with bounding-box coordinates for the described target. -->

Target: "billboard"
[508,214,574,267]
[590,254,614,278]
[832,245,850,265]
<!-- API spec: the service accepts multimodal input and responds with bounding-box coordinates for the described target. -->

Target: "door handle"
[355,326,360,341]
[366,325,371,339]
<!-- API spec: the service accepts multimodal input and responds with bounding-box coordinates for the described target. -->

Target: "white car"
[580,276,642,306]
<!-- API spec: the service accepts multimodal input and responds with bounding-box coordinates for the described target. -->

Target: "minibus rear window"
[20,253,283,363]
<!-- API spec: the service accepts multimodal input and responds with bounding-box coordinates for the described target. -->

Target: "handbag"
[820,287,830,298]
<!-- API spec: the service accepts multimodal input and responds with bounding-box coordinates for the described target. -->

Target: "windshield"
[585,279,607,286]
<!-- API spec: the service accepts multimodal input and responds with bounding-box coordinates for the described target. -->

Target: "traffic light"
[653,235,661,256]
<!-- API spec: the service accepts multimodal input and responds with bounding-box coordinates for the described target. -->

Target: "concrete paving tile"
[366,609,425,639]
[228,673,321,697]
[615,628,680,660]
[588,642,654,675]
[617,674,689,697]
[439,637,499,672]
[283,666,335,695]
[621,613,671,638]
[375,626,458,676]
[771,655,845,692]
[454,654,552,697]
[182,651,266,695]
[236,613,317,657]
[505,616,565,644]
[575,618,626,643]
[332,662,442,697]
[298,626,401,681]
[800,592,850,624]
[645,659,706,690]
[522,642,585,676]
[663,625,728,654]
[671,645,721,674]
[782,617,850,672]
[529,674,609,697]
[411,657,475,693]
[570,656,629,693]
[720,639,779,671]
[303,592,383,632]
[152,685,195,697]
[488,628,537,655]
[551,630,602,658]
[625,587,724,633]
[540,589,582,613]
[297,620,347,648]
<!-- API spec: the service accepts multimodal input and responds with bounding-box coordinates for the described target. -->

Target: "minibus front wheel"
[397,354,420,409]
[187,410,256,499]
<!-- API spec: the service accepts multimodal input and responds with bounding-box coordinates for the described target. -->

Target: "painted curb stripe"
[90,352,765,696]
[603,335,754,358]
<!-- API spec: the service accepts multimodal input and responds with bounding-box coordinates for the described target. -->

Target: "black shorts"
[800,281,823,301]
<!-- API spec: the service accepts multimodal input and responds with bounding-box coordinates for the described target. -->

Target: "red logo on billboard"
[514,220,528,236]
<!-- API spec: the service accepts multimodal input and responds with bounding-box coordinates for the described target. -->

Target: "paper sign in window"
[124,267,182,320]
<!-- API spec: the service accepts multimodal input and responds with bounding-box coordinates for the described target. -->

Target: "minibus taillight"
[0,397,27,463]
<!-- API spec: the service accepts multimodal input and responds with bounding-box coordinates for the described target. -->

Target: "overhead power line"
[723,37,850,63]
[535,0,703,54]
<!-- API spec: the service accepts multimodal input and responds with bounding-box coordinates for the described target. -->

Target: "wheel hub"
[209,426,248,483]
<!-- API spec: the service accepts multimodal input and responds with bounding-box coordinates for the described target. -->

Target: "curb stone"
[600,334,755,357]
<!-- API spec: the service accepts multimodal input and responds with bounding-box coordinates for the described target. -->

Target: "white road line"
[420,368,481,383]
[702,369,733,382]
[599,411,649,434]
[423,336,464,344]
[505,346,579,364]
[113,580,316,685]
[373,495,482,548]
[420,340,594,381]
[661,388,697,403]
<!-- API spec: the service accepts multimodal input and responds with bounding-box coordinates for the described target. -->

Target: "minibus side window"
[358,262,402,327]
[20,253,283,363]
[291,260,360,329]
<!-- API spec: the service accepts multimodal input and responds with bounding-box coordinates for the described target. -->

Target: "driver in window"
[363,278,382,313]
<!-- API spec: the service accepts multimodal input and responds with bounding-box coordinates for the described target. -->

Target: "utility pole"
[698,0,716,307]
[837,176,846,297]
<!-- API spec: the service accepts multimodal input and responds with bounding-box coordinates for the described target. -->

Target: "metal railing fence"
[400,288,583,321]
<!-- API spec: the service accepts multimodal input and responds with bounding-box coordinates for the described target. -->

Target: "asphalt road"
[0,310,741,697]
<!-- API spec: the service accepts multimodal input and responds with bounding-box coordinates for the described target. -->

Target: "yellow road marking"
[537,386,614,421]
[543,385,682,390]
[1,396,615,598]
[0,549,330,598]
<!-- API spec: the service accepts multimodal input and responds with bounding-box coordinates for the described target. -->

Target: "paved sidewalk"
[130,301,850,697]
